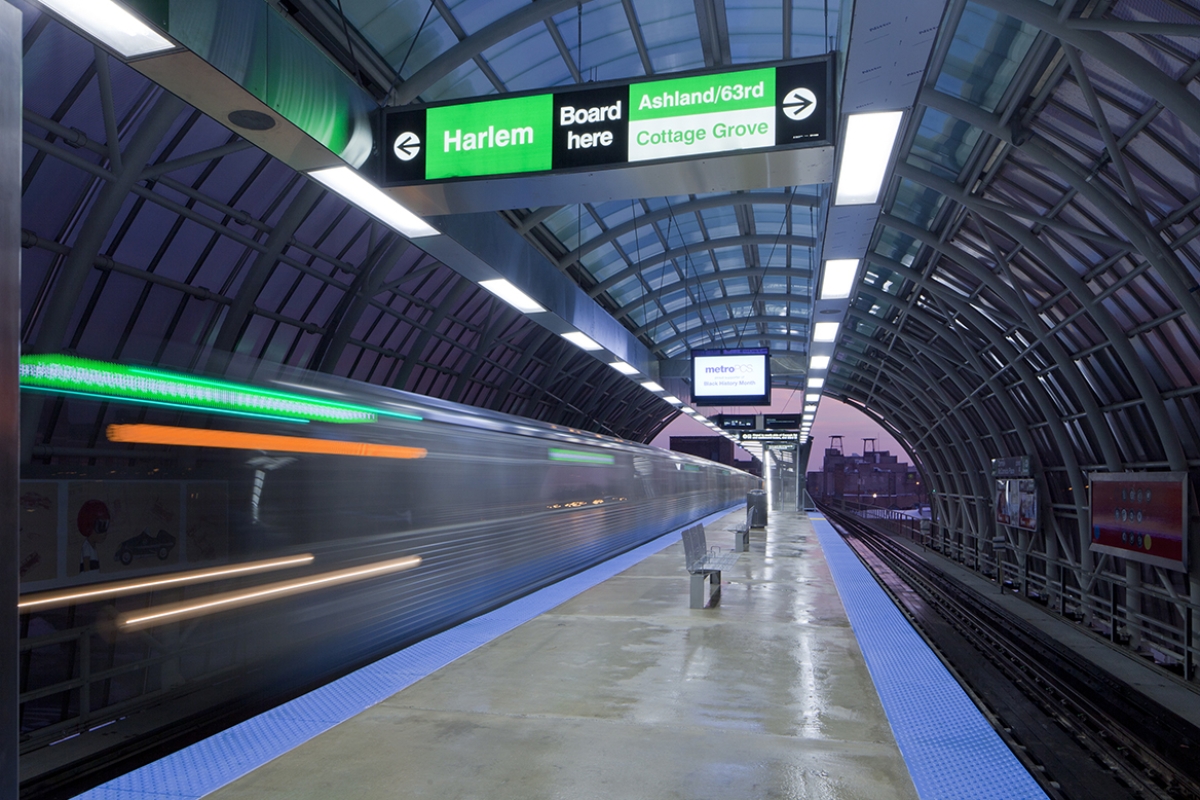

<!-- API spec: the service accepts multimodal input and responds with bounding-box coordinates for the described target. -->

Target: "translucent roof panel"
[933,2,1040,113]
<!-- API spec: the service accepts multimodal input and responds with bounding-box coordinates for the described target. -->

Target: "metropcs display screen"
[691,348,771,407]
[380,59,829,185]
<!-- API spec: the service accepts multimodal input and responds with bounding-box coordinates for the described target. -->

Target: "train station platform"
[79,508,1046,800]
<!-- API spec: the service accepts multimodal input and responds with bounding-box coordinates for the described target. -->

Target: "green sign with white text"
[425,94,554,180]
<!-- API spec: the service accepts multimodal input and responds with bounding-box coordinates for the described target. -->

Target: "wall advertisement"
[1089,472,1188,571]
[995,478,1038,532]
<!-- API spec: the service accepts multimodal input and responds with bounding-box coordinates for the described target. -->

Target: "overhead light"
[609,361,639,375]
[479,279,545,313]
[820,259,859,300]
[39,0,176,58]
[663,395,683,405]
[695,416,708,423]
[309,167,436,238]
[835,111,904,205]
[641,381,664,392]
[804,404,817,412]
[805,393,820,402]
[814,322,839,342]
[808,377,825,388]
[682,407,697,415]
[561,331,603,351]
[810,355,830,370]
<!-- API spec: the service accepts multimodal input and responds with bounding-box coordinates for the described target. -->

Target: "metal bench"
[681,524,740,608]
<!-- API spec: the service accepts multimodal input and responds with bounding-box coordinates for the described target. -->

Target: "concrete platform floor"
[208,510,919,800]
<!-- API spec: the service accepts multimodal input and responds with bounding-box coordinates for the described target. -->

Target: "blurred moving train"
[17,355,755,798]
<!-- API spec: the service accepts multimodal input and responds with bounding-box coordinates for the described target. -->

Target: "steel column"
[0,3,21,791]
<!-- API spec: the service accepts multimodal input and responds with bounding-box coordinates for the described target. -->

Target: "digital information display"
[380,59,829,186]
[1089,472,1188,570]
[691,348,771,407]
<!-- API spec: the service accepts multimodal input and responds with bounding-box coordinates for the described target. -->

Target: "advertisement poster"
[1017,478,1038,531]
[996,478,1037,531]
[19,482,58,583]
[995,479,1016,526]
[1089,472,1187,570]
[68,482,182,576]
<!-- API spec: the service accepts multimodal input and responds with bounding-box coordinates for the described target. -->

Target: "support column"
[1,3,22,793]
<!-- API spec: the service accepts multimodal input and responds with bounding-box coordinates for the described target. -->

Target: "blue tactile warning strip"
[75,506,740,800]
[811,516,1048,800]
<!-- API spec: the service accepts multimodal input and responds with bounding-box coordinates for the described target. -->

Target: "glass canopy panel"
[422,59,496,101]
[630,0,705,73]
[793,0,836,57]
[874,227,921,268]
[444,0,528,34]
[890,178,947,230]
[908,107,983,182]
[551,0,645,83]
[934,2,1039,113]
[483,25,574,91]
[340,1,452,76]
[727,0,784,63]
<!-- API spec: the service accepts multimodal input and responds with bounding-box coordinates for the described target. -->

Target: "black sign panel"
[774,61,828,147]
[383,109,427,185]
[552,84,629,169]
[991,456,1032,478]
[763,414,802,430]
[717,414,757,430]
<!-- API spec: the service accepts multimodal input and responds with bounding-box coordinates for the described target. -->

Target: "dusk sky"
[648,391,918,475]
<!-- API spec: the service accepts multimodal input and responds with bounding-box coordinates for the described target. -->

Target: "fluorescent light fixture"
[479,279,545,313]
[40,0,175,57]
[810,355,831,370]
[835,111,904,205]
[808,377,825,388]
[663,395,683,405]
[561,331,603,351]
[682,407,697,415]
[813,322,840,342]
[804,404,817,412]
[609,361,639,375]
[641,381,664,392]
[805,393,820,402]
[695,416,708,423]
[819,259,860,300]
[308,167,437,238]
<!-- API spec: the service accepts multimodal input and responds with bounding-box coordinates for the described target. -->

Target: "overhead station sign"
[379,59,829,186]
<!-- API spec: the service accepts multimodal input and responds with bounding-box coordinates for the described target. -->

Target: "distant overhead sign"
[378,59,830,187]
[716,414,757,430]
[763,414,801,430]
[738,432,798,444]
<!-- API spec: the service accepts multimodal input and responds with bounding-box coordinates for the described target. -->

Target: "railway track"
[821,506,1200,800]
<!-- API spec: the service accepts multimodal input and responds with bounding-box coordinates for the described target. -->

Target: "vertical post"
[1185,605,1193,682]
[0,3,22,794]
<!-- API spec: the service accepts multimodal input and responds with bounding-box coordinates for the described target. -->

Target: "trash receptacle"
[747,489,768,528]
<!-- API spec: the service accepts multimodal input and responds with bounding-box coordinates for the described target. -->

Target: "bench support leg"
[690,573,706,609]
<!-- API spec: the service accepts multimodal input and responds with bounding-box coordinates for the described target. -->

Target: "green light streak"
[19,355,422,424]
[548,448,615,466]
[19,385,308,425]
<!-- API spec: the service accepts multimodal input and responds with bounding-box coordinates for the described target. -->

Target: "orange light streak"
[118,555,422,630]
[18,554,316,611]
[106,424,427,459]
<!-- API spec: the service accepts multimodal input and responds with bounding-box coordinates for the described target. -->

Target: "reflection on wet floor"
[208,508,918,800]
